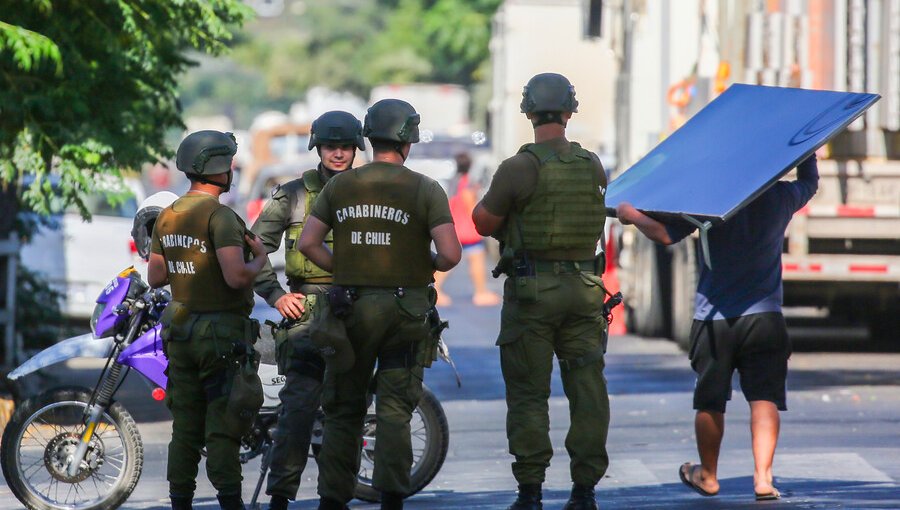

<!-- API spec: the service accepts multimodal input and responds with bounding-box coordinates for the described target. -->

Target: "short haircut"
[370,139,404,153]
[531,111,565,127]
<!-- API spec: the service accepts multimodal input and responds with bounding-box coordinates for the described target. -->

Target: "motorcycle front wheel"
[1,386,143,510]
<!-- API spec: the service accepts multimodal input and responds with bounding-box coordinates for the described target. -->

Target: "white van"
[20,178,145,320]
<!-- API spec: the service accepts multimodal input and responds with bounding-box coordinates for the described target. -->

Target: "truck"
[604,0,900,347]
[369,83,472,138]
[487,0,899,346]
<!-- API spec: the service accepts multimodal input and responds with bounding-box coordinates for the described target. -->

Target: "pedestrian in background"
[299,99,461,510]
[473,73,610,510]
[251,111,366,510]
[616,153,819,501]
[433,151,501,307]
[148,130,267,510]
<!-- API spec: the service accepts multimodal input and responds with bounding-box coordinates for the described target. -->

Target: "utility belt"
[532,259,598,275]
[353,285,430,299]
[287,276,333,291]
[309,285,438,374]
[160,302,259,345]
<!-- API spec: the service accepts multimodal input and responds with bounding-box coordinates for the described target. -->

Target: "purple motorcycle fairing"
[116,324,168,388]
[94,274,133,338]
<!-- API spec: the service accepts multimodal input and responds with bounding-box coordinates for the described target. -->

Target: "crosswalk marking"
[775,452,893,483]
[602,458,662,487]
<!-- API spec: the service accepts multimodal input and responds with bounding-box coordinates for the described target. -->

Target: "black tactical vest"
[327,162,434,287]
[155,196,253,313]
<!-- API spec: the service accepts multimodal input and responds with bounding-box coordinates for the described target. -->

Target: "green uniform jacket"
[251,168,333,306]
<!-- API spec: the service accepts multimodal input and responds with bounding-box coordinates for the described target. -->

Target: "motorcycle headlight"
[90,301,105,336]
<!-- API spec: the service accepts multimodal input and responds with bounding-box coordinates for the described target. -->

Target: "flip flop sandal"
[755,488,781,501]
[679,462,717,497]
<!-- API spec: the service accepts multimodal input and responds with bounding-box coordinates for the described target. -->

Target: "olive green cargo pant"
[266,285,327,500]
[316,287,432,504]
[498,270,610,487]
[165,317,247,497]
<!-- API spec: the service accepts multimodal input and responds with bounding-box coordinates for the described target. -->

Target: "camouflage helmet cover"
[363,99,420,143]
[175,130,237,176]
[308,110,366,151]
[519,73,579,113]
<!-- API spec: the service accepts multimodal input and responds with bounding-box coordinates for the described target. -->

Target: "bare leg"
[749,400,780,495]
[433,270,452,306]
[468,250,500,306]
[692,410,723,494]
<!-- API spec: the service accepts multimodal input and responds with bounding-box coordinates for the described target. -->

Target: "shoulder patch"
[271,178,305,201]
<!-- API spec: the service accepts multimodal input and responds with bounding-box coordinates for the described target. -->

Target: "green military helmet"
[363,99,420,143]
[175,130,238,176]
[308,110,365,150]
[520,73,579,113]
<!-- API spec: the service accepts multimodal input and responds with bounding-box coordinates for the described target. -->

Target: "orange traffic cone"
[605,235,626,336]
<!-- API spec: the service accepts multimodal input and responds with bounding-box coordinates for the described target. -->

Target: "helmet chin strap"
[394,143,408,161]
[194,171,232,191]
[531,111,566,127]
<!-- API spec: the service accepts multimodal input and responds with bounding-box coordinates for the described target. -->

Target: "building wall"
[490,0,617,167]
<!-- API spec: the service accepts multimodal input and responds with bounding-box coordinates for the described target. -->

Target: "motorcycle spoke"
[91,470,117,489]
[26,421,55,445]
[103,455,125,472]
[20,456,46,478]
[94,421,116,439]
[70,484,82,505]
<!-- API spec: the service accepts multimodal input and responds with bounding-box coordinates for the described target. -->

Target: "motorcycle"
[1,267,452,510]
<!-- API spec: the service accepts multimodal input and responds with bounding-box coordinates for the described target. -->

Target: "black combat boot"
[317,496,347,510]
[268,494,289,510]
[381,491,404,510]
[506,483,542,510]
[562,483,599,510]
[170,493,193,510]
[216,493,246,510]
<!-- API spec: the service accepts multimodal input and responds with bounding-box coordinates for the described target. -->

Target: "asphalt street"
[3,260,899,509]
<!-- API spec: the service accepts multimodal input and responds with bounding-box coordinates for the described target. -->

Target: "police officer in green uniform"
[250,111,365,510]
[148,130,267,510]
[472,73,610,510]
[298,99,461,510]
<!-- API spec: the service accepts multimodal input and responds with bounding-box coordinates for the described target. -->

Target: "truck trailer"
[606,0,900,347]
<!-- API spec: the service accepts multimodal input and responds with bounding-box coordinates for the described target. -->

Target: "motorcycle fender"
[7,334,115,381]
[258,363,284,408]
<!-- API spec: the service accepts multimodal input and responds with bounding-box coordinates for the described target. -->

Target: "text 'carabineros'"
[335,204,410,224]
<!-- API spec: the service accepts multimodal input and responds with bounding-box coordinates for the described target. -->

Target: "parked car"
[20,177,145,320]
[404,133,492,192]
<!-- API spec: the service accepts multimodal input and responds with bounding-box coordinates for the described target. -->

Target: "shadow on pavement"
[403,478,898,509]
[788,369,900,390]
[424,347,698,403]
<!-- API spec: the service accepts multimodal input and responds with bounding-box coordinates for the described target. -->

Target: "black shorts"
[688,312,791,413]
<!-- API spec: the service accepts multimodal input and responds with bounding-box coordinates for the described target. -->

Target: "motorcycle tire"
[313,386,449,503]
[1,386,143,510]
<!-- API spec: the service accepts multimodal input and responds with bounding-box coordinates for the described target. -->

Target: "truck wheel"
[671,239,698,351]
[625,235,670,338]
